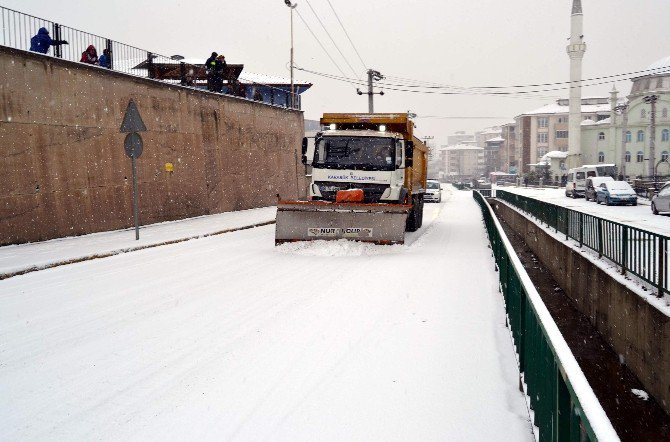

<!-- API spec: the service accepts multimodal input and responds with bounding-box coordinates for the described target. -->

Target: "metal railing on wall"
[473,190,619,442]
[0,5,301,110]
[496,189,669,297]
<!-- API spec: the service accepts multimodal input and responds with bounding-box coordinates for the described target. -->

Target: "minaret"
[566,0,586,168]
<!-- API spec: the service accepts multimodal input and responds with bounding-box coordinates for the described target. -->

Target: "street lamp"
[284,0,298,109]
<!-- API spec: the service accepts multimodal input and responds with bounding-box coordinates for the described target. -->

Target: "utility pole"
[614,103,629,179]
[422,136,435,160]
[357,69,384,113]
[644,95,659,177]
[284,0,298,109]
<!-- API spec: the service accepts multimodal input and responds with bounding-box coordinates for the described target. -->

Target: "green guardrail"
[496,189,669,297]
[473,190,619,442]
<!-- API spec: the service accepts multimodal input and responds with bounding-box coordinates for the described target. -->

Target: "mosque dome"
[629,56,670,96]
[647,55,670,72]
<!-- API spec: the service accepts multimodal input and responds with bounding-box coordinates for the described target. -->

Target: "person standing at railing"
[210,55,227,93]
[80,45,99,64]
[99,49,111,68]
[205,52,218,91]
[29,27,68,54]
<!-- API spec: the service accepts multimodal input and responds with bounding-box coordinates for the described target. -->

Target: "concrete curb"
[0,220,275,281]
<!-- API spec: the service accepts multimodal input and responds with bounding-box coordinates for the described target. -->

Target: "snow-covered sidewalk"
[0,207,277,277]
[0,188,533,440]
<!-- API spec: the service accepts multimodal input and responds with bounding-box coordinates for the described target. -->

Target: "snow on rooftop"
[486,136,505,142]
[543,151,568,159]
[440,143,484,151]
[517,100,611,116]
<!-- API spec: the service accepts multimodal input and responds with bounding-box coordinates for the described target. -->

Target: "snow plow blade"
[275,201,411,245]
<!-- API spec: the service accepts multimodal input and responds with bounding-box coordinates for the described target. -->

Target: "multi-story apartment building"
[500,122,517,173]
[514,97,611,172]
[447,131,475,146]
[439,144,485,181]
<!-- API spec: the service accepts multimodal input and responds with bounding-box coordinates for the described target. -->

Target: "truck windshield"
[314,136,395,171]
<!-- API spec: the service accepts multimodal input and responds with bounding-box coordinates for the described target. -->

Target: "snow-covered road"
[0,188,533,440]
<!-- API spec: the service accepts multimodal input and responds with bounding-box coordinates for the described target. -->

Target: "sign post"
[120,100,147,240]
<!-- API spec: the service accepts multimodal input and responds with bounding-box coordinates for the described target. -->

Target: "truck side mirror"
[301,137,308,164]
[406,141,414,168]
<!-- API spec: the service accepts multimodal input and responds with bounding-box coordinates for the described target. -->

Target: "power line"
[382,65,670,92]
[304,0,360,80]
[325,0,367,72]
[295,64,669,97]
[294,8,354,87]
[294,66,560,99]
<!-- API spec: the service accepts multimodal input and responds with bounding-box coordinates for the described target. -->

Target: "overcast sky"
[9,0,670,146]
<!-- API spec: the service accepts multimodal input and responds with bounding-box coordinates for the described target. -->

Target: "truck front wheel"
[405,195,422,232]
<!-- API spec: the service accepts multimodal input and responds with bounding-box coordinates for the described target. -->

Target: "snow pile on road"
[276,239,404,256]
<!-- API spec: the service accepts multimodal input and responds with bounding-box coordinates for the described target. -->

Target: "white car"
[425,180,442,203]
[652,182,670,215]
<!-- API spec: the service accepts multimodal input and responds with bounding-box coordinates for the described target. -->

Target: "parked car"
[565,164,616,198]
[425,179,442,203]
[595,181,637,206]
[584,176,614,201]
[651,182,670,214]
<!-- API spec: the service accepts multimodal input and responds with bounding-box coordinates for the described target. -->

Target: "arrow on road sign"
[120,100,147,133]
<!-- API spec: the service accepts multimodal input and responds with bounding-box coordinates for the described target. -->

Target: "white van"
[565,164,616,198]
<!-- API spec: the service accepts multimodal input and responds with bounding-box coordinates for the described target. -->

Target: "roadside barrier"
[473,190,619,442]
[495,189,669,297]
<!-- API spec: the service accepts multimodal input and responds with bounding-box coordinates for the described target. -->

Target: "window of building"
[663,108,668,118]
[598,152,605,162]
[625,151,631,162]
[657,78,664,89]
[598,132,605,140]
[537,133,548,143]
[637,151,644,162]
[558,117,565,124]
[663,129,670,142]
[663,151,669,162]
[625,131,632,142]
[538,117,548,128]
[597,115,609,122]
[642,109,647,119]
[556,130,568,139]
[637,130,645,142]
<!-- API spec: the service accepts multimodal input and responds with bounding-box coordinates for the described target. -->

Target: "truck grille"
[315,181,389,203]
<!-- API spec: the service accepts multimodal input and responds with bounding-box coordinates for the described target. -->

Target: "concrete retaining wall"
[0,46,308,244]
[493,201,670,415]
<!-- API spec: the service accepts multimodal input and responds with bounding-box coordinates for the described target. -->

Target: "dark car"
[584,176,614,202]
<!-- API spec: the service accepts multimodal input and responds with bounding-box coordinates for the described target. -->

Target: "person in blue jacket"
[29,27,68,54]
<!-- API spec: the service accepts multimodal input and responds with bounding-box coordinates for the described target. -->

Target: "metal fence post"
[180,61,186,84]
[53,23,62,58]
[106,38,113,69]
[147,52,154,79]
[659,237,665,297]
[597,218,603,258]
[579,212,583,248]
[622,227,628,275]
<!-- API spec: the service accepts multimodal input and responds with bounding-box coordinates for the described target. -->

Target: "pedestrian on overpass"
[29,27,68,54]
[80,45,99,65]
[205,52,218,91]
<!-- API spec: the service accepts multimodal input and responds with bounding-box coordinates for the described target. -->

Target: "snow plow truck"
[275,113,427,245]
